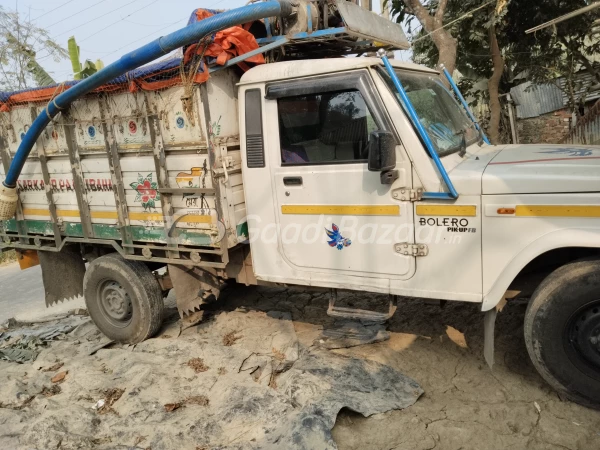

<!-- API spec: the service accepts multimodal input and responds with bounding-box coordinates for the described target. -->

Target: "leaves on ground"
[445,326,468,348]
[272,347,286,361]
[165,395,209,412]
[97,388,124,415]
[43,362,64,372]
[164,402,182,412]
[222,331,241,346]
[187,357,208,373]
[51,370,68,383]
[185,395,209,406]
[41,385,61,397]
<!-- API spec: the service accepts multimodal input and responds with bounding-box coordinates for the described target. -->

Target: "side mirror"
[368,130,396,172]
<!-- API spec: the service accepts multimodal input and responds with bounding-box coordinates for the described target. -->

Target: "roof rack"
[209,0,410,73]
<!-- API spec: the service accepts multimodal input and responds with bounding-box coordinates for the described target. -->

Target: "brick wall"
[517,109,572,144]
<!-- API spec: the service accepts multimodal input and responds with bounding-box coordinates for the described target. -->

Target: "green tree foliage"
[405,1,600,110]
[0,6,68,91]
[389,0,509,142]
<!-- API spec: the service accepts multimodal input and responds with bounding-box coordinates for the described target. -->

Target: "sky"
[2,0,412,83]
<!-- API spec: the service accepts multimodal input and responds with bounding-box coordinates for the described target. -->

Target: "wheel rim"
[564,299,600,377]
[97,279,133,328]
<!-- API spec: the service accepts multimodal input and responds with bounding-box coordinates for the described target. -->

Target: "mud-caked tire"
[83,253,164,343]
[525,258,600,409]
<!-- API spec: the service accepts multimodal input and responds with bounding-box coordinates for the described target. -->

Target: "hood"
[482,144,600,194]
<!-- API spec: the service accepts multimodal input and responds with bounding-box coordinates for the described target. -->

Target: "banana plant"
[68,36,104,80]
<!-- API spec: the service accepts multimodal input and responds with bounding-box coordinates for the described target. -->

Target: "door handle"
[283,176,303,186]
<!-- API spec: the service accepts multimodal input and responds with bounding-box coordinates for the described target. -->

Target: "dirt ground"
[1,284,600,450]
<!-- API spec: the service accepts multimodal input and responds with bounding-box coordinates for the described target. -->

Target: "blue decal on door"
[325,224,351,250]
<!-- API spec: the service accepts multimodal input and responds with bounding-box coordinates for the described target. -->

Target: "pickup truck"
[0,0,598,408]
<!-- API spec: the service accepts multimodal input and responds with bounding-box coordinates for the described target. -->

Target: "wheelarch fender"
[482,227,600,311]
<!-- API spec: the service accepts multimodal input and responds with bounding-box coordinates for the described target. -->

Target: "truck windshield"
[379,68,479,157]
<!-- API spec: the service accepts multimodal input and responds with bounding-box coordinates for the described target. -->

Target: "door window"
[277,89,378,165]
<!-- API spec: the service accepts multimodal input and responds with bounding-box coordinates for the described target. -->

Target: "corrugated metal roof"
[556,72,600,105]
[510,81,564,119]
[511,67,600,119]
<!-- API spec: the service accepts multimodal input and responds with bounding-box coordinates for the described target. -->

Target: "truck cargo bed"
[0,68,245,268]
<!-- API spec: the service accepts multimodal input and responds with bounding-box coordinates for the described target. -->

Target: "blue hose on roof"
[3,1,292,188]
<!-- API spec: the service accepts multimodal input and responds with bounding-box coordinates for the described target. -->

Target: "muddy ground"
[1,284,600,450]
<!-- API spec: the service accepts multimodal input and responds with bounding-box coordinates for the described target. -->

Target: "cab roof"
[239,57,439,85]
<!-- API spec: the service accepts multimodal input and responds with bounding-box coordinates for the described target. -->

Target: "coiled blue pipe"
[3,1,291,188]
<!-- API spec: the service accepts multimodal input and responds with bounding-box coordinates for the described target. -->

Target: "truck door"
[265,71,416,280]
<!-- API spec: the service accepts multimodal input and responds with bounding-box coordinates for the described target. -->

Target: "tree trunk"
[432,28,457,77]
[405,0,457,76]
[487,20,504,145]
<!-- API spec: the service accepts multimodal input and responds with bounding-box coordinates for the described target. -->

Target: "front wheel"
[83,253,164,343]
[525,258,600,408]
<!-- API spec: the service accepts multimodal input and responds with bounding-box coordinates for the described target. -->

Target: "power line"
[121,18,177,27]
[32,0,77,21]
[96,0,231,59]
[44,0,110,28]
[54,0,144,38]
[79,0,161,43]
[412,0,495,44]
[36,0,223,71]
[35,0,145,60]
[99,20,184,59]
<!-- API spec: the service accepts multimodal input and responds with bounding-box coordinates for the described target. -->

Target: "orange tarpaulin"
[183,9,264,67]
[0,65,211,112]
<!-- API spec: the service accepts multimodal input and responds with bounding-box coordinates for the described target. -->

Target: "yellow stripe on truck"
[516,205,600,218]
[281,205,400,216]
[416,205,477,217]
[21,209,212,223]
[23,208,81,217]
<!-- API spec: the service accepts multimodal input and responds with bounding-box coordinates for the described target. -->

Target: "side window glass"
[278,89,379,165]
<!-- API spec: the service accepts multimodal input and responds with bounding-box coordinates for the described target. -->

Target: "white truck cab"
[1,2,599,408]
[238,57,600,407]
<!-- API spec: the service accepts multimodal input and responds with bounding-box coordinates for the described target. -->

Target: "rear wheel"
[524,258,600,408]
[83,253,164,343]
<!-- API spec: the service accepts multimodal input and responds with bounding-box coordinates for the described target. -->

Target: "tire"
[525,258,600,408]
[83,253,164,344]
